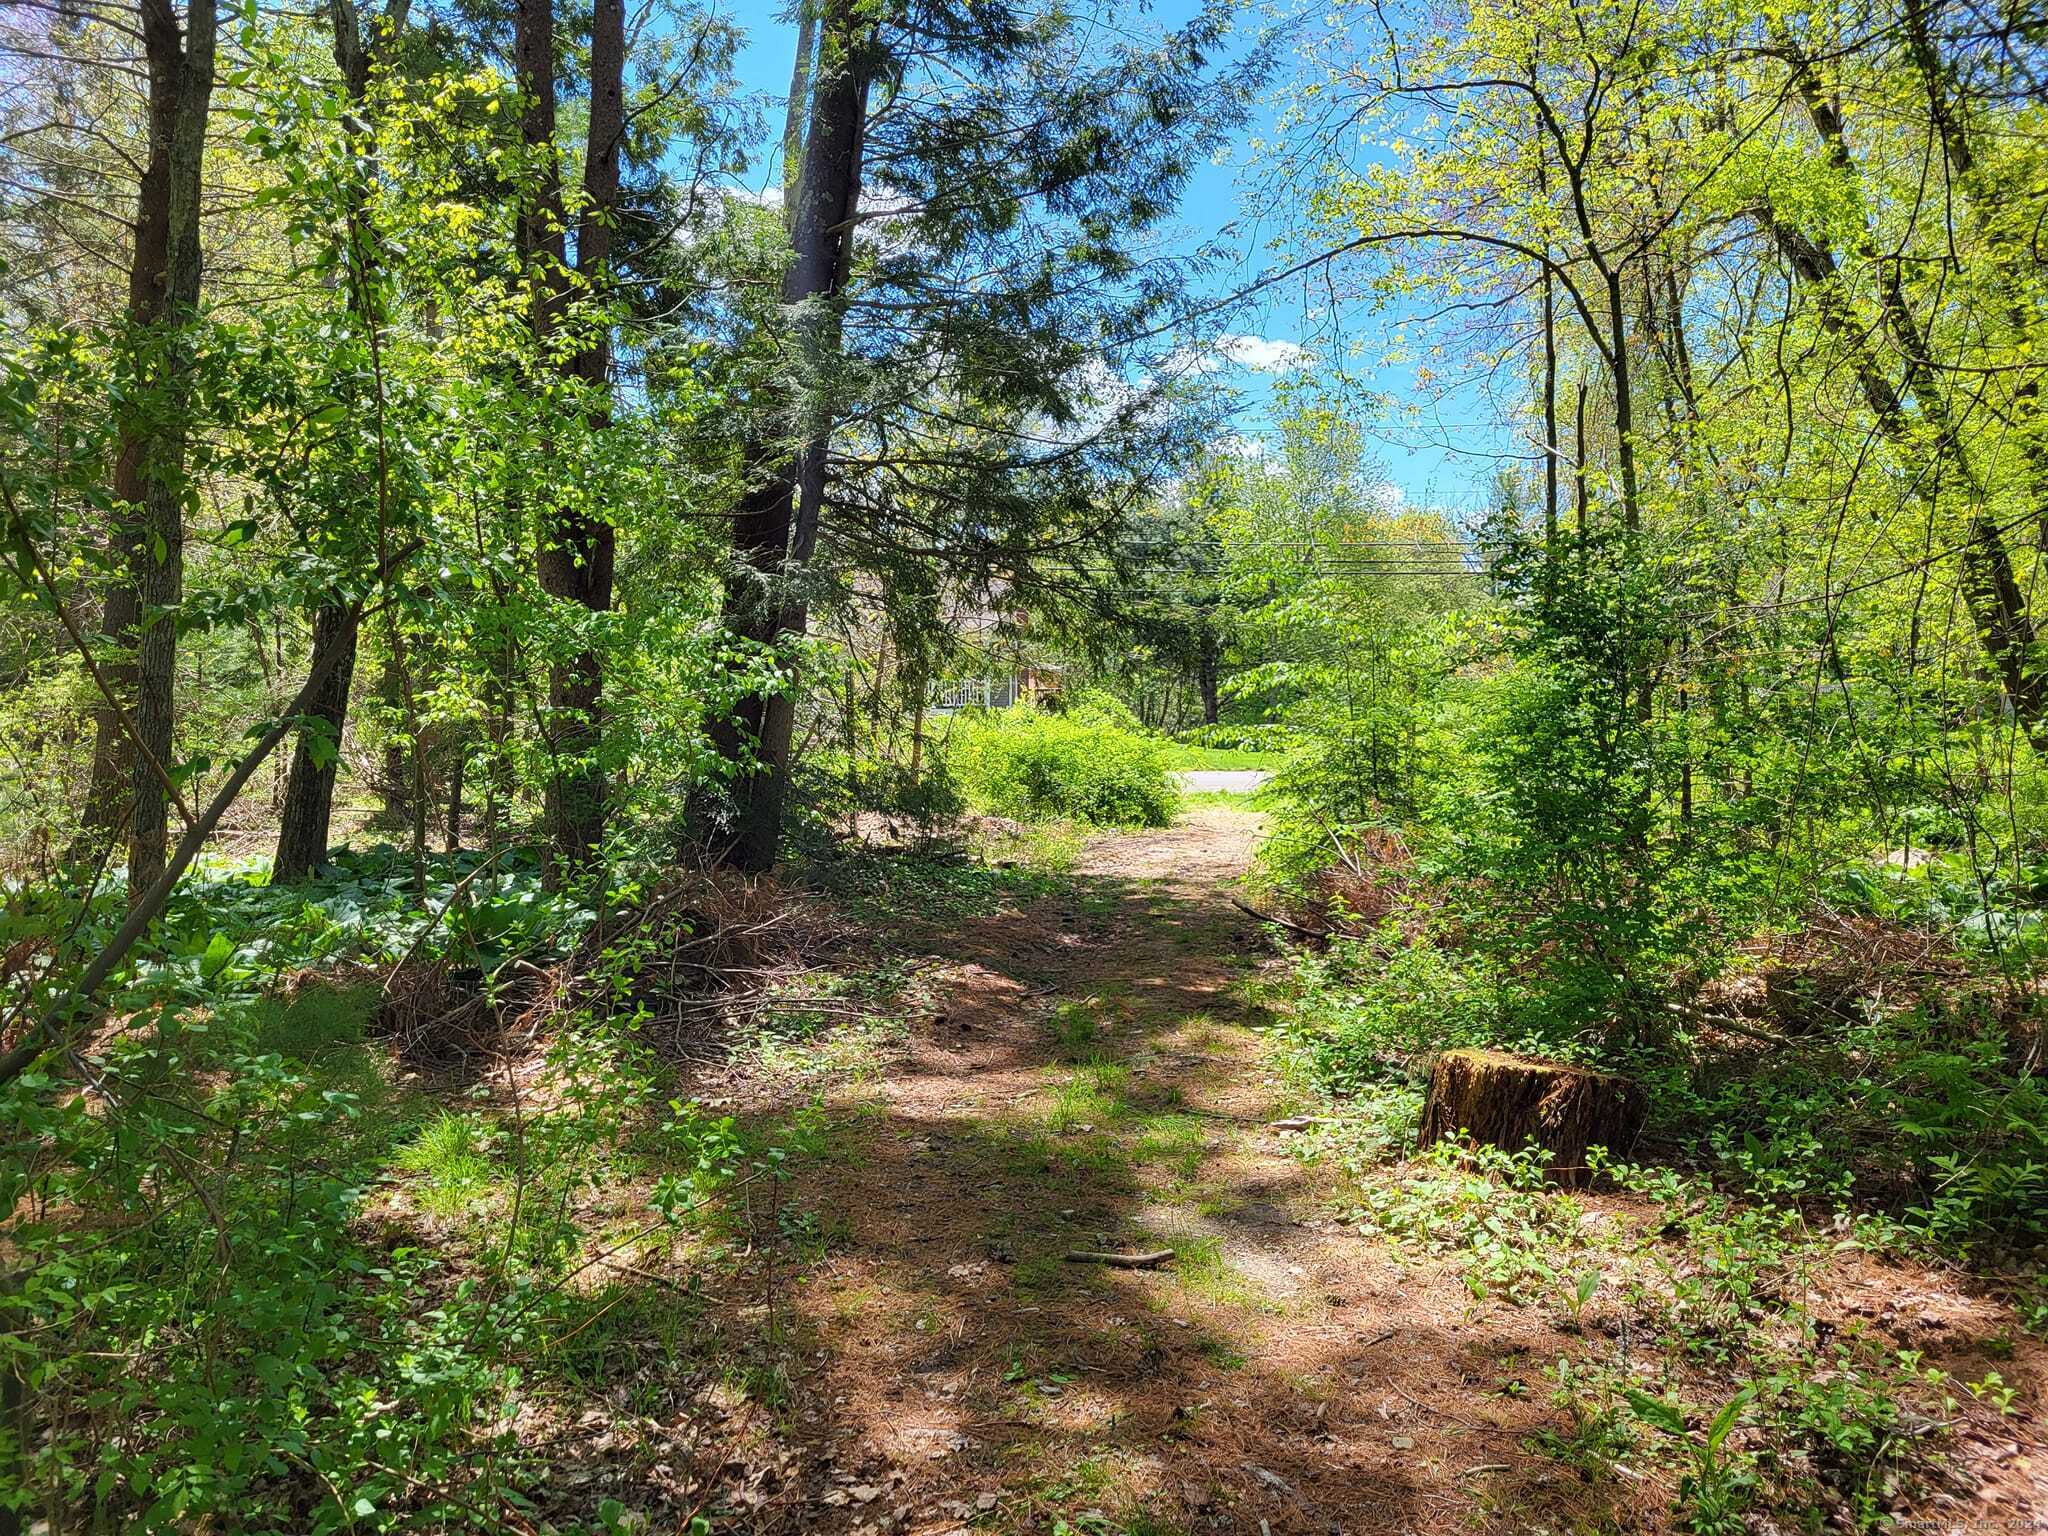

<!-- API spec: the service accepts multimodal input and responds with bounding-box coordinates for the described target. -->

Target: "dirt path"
[665,807,2045,1536]
[753,808,1600,1534]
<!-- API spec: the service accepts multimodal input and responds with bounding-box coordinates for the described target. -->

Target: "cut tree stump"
[1418,1048,1645,1184]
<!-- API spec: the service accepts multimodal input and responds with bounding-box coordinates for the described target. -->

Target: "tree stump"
[1418,1049,1645,1184]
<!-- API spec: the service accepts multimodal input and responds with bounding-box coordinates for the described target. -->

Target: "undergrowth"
[0,843,885,1532]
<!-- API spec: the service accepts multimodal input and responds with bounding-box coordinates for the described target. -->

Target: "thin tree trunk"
[1196,626,1221,725]
[444,741,464,851]
[1531,56,1560,589]
[526,0,622,877]
[377,655,410,826]
[706,0,870,873]
[272,0,403,882]
[1573,379,1589,541]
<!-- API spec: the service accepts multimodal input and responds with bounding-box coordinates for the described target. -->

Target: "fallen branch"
[1662,1000,1792,1047]
[1062,1249,1175,1269]
[1229,896,1324,940]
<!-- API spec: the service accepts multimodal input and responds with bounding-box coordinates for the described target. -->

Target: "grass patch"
[973,817,1091,872]
[1157,744,1286,772]
[393,1110,500,1220]
[248,978,380,1056]
[1048,998,1103,1059]
[1048,1061,1130,1132]
[1169,1235,1258,1307]
[1132,1112,1206,1188]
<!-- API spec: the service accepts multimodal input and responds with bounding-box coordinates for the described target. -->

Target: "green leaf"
[1705,1384,1757,1456]
[1623,1388,1687,1437]
[200,932,236,981]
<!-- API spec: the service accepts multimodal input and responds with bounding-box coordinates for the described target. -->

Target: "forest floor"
[531,807,2046,1536]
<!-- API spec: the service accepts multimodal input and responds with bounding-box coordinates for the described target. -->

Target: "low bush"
[950,706,1178,828]
[1275,924,1503,1096]
[1060,686,1147,733]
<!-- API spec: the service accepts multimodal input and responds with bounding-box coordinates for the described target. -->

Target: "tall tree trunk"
[706,0,869,873]
[272,0,402,883]
[522,0,622,877]
[117,0,215,902]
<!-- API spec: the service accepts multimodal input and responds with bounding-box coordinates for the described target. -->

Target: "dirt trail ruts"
[756,808,1593,1534]
[732,808,2043,1536]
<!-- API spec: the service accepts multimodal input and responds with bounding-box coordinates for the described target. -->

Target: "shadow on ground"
[515,809,2043,1536]
[629,810,1627,1536]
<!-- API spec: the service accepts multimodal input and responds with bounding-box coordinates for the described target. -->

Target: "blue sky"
[713,0,1506,516]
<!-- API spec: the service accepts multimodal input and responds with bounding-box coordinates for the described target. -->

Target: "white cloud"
[1215,333,1308,372]
[1159,333,1309,381]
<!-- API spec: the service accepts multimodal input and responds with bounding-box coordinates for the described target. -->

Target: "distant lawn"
[1159,742,1288,771]
[1179,785,1281,810]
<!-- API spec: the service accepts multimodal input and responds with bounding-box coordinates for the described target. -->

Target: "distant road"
[1175,769,1272,795]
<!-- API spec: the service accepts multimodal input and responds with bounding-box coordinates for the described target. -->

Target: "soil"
[567,807,2048,1535]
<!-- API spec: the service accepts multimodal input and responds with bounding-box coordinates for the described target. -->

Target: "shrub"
[1061,686,1146,733]
[1277,925,1501,1096]
[950,706,1178,827]
[1179,722,1292,753]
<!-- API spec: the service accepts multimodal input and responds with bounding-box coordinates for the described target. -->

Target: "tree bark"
[88,0,215,905]
[705,0,870,873]
[1419,1048,1645,1185]
[272,0,400,883]
[525,0,622,877]
[272,601,358,879]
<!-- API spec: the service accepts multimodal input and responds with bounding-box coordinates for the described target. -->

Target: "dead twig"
[1063,1249,1175,1269]
[1229,896,1325,940]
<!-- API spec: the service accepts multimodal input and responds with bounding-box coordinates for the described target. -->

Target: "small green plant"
[1626,1383,1758,1536]
[1560,1268,1601,1330]
[1968,1369,2019,1415]
[395,1110,499,1218]
[1344,1140,1593,1304]
[1536,1357,1640,1479]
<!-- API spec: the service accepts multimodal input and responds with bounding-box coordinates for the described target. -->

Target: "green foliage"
[951,706,1179,828]
[1275,925,1498,1094]
[1340,1140,1603,1304]
[1177,722,1292,753]
[1157,740,1282,771]
[0,838,758,1531]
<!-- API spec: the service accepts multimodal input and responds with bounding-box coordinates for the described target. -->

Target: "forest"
[2,0,2046,1528]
